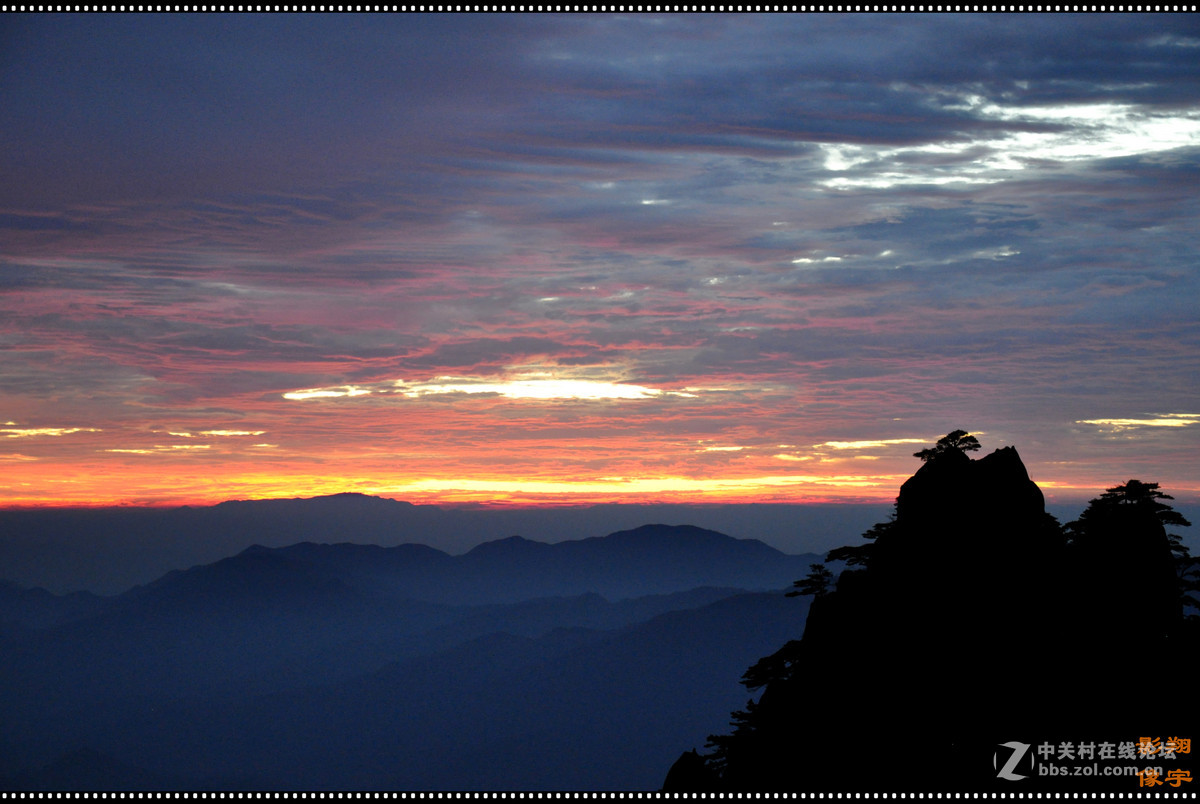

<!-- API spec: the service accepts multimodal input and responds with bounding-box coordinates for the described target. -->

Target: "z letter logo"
[995,741,1032,781]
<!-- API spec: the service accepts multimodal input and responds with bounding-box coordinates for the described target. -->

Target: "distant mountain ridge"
[1,523,825,640]
[135,523,819,607]
[0,496,892,594]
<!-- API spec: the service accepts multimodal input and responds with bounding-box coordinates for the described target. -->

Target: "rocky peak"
[895,445,1044,528]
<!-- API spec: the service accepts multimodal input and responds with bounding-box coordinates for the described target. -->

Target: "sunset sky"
[3,14,1200,507]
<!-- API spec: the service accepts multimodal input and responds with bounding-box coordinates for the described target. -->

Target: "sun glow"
[283,375,698,402]
[397,377,686,400]
[368,472,909,504]
[282,386,372,400]
[0,462,915,508]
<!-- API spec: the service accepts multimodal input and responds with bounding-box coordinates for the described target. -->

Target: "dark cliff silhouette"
[668,431,1199,792]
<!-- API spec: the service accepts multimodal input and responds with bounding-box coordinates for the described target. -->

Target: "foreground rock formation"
[669,434,1198,792]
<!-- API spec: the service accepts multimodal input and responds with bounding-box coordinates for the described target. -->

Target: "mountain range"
[0,495,893,594]
[0,522,821,789]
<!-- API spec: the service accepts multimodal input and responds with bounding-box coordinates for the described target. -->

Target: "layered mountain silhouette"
[0,580,109,633]
[0,496,891,594]
[47,591,808,790]
[0,524,821,789]
[3,522,818,618]
[667,433,1199,792]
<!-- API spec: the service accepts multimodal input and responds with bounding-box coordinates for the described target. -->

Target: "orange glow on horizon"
[4,421,1198,510]
[3,458,1193,510]
[0,469,907,509]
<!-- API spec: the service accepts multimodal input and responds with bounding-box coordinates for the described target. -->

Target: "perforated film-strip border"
[2,4,1200,10]
[0,795,1198,800]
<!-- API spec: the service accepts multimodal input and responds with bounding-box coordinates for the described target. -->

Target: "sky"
[2,14,1200,508]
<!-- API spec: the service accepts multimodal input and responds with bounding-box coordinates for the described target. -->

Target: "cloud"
[170,430,263,438]
[282,386,373,401]
[815,93,1200,190]
[1077,414,1200,430]
[402,378,693,401]
[103,444,216,455]
[284,374,698,403]
[1,426,101,438]
[815,439,930,450]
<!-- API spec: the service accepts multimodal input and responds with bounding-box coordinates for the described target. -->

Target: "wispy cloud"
[104,445,214,454]
[284,374,698,403]
[1077,414,1200,430]
[814,439,930,451]
[2,427,102,438]
[817,96,1200,190]
[282,386,374,401]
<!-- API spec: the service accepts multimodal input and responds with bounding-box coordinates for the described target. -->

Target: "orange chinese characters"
[1166,737,1192,755]
[1138,768,1163,787]
[1166,770,1192,788]
[1137,737,1161,757]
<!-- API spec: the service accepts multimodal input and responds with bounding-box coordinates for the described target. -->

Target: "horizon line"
[2,488,1176,513]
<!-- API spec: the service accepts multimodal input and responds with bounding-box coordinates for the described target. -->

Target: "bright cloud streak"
[819,98,1200,190]
[104,445,214,454]
[2,427,102,438]
[1077,414,1200,429]
[980,101,1200,164]
[815,439,929,450]
[284,377,698,402]
[282,387,373,401]
[398,378,688,400]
